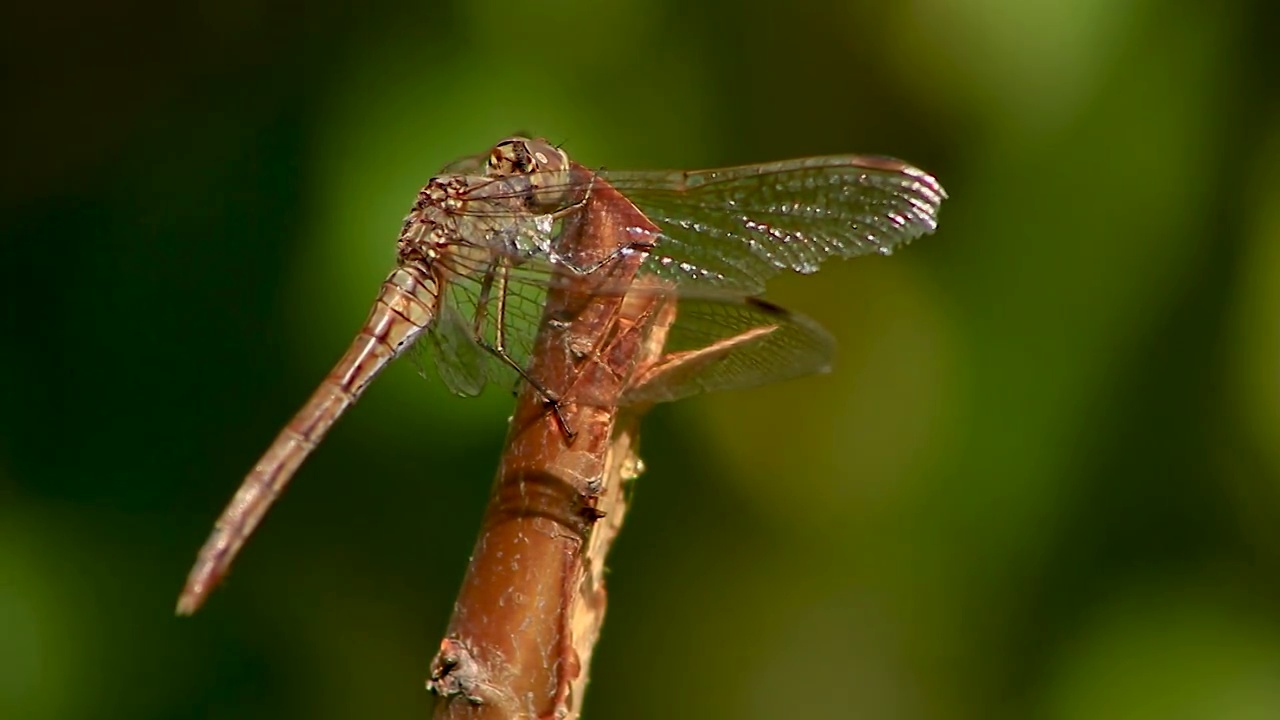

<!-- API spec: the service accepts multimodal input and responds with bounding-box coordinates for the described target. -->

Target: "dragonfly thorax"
[398,177,474,264]
[396,215,446,265]
[415,175,471,213]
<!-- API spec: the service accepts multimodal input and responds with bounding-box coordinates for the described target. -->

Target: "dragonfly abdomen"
[176,264,442,613]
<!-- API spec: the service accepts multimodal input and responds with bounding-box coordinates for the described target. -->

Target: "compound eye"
[521,138,568,176]
[525,139,574,209]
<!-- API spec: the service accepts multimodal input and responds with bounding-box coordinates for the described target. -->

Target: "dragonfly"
[177,136,947,614]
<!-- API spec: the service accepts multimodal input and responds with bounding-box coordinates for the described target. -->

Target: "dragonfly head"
[487,137,575,211]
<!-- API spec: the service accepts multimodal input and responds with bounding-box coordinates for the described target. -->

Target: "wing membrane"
[452,154,945,295]
[410,251,551,396]
[421,298,489,397]
[622,294,835,406]
[608,156,945,293]
[412,148,943,398]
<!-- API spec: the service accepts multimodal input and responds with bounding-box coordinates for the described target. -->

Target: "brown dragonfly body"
[178,137,946,614]
[176,267,434,614]
[178,148,575,613]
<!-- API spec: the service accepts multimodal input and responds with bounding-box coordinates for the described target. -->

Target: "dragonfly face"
[488,137,575,211]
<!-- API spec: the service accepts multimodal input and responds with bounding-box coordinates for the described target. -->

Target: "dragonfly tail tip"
[174,590,203,616]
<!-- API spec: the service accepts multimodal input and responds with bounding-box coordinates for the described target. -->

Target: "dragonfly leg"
[543,173,632,276]
[479,262,577,439]
[470,266,497,336]
[551,237,656,277]
[544,171,594,221]
[537,172,655,277]
[477,338,575,439]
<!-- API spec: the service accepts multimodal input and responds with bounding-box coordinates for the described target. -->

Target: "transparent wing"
[438,149,489,176]
[411,149,940,398]
[603,156,945,294]
[411,250,835,405]
[621,294,835,406]
[420,299,488,396]
[410,252,551,397]
[452,154,946,295]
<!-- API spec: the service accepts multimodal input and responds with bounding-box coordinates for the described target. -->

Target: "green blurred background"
[4,1,1280,718]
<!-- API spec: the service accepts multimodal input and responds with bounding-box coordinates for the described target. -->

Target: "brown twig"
[428,170,672,719]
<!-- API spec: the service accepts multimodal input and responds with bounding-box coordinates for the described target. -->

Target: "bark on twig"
[429,171,670,720]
